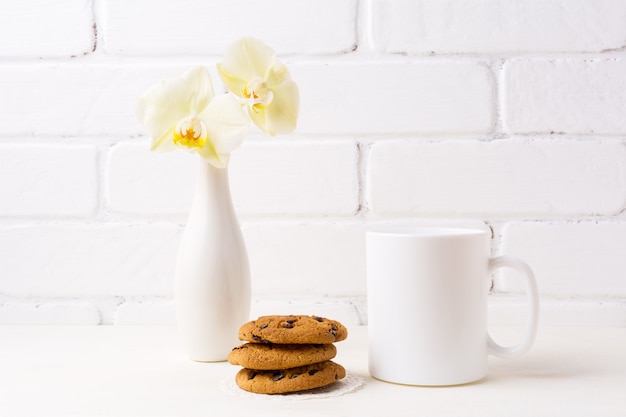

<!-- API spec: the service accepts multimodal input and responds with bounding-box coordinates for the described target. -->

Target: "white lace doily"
[219,371,365,401]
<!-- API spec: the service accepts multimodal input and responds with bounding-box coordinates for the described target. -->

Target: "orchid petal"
[197,93,250,168]
[250,79,299,135]
[216,64,247,99]
[136,84,186,152]
[217,37,276,97]
[136,66,214,151]
[266,59,292,89]
[185,66,215,114]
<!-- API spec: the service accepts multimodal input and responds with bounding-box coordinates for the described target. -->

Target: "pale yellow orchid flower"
[217,37,299,136]
[136,66,250,168]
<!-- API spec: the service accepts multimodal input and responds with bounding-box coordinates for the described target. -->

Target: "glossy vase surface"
[175,160,251,362]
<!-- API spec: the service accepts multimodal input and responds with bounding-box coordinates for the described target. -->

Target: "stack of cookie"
[228,315,348,394]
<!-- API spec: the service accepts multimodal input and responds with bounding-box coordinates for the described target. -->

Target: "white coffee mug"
[366,228,539,386]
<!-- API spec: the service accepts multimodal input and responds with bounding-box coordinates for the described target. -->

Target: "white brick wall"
[230,140,360,216]
[0,64,193,136]
[107,142,196,217]
[371,0,626,54]
[292,62,495,135]
[0,224,180,297]
[367,138,626,217]
[100,0,357,56]
[503,59,626,134]
[0,0,94,57]
[0,145,98,216]
[498,222,626,297]
[1,0,625,326]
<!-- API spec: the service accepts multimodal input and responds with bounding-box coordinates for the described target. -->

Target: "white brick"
[242,222,366,297]
[497,222,626,297]
[0,145,98,216]
[107,142,196,216]
[367,138,626,217]
[503,59,626,134]
[230,140,359,216]
[0,64,192,137]
[101,0,356,55]
[371,0,626,54]
[0,302,100,325]
[0,224,181,297]
[0,0,93,57]
[292,62,494,135]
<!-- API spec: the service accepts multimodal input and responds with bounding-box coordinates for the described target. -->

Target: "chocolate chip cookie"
[228,343,337,370]
[235,361,346,394]
[238,315,348,344]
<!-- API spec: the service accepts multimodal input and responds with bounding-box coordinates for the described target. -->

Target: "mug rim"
[367,227,489,238]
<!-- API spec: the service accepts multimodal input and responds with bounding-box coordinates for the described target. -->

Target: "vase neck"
[193,160,232,204]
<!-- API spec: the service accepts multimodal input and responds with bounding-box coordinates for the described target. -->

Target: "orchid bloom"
[136,66,250,168]
[217,37,299,136]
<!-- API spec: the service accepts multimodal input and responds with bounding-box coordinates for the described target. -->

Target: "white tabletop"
[0,325,624,416]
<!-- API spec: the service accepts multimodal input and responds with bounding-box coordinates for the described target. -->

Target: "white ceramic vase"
[174,160,251,362]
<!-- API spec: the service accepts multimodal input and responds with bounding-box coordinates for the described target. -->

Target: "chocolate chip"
[259,323,268,330]
[248,371,257,380]
[286,319,296,324]
[252,335,262,342]
[283,322,295,329]
[272,371,285,381]
[308,369,319,376]
[313,316,324,322]
[289,372,302,379]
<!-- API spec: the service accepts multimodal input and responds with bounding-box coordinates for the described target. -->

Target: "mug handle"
[487,255,540,358]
